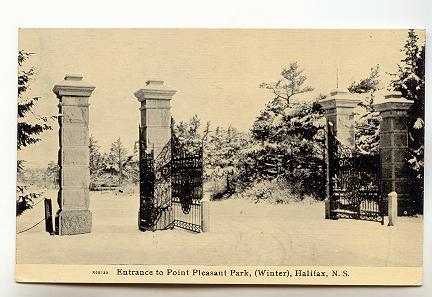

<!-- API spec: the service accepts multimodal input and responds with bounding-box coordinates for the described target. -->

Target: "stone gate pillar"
[134,80,176,156]
[319,88,361,218]
[374,92,414,216]
[135,80,176,231]
[53,74,95,235]
[318,88,361,148]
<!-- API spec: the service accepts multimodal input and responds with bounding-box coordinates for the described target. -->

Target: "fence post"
[44,198,54,235]
[201,200,210,232]
[388,192,398,226]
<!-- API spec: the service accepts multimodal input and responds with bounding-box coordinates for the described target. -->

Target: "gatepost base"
[56,210,92,235]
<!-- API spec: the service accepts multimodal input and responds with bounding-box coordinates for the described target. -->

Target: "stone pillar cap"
[373,91,414,112]
[384,90,403,99]
[53,74,95,97]
[146,80,164,85]
[134,80,177,101]
[64,74,83,81]
[318,88,362,110]
[329,88,350,96]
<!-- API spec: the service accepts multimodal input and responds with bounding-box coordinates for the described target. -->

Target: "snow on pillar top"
[134,80,177,102]
[52,74,96,98]
[318,88,362,111]
[373,91,414,113]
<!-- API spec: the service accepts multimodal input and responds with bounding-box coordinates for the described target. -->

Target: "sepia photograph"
[15,28,425,285]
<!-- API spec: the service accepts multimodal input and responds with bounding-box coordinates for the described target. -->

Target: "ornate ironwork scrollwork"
[139,126,204,232]
[171,136,203,215]
[327,122,384,224]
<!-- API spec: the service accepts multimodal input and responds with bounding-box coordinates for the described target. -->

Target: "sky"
[17,29,423,168]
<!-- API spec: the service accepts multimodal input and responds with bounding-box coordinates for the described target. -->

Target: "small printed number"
[92,271,109,275]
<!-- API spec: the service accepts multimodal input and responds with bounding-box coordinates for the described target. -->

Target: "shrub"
[234,178,302,204]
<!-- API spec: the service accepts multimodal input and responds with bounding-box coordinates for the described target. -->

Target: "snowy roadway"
[16,191,422,267]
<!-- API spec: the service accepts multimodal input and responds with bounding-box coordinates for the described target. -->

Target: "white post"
[201,200,210,232]
[388,192,398,226]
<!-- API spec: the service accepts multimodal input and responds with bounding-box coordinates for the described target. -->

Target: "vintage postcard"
[16,29,425,285]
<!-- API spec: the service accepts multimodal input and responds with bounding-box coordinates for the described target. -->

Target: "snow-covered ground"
[16,190,422,266]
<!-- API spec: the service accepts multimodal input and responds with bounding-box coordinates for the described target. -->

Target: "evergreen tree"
[171,114,207,153]
[17,51,53,215]
[204,125,249,193]
[348,65,382,154]
[259,62,314,108]
[390,29,425,213]
[245,62,325,198]
[45,161,59,186]
[106,138,133,186]
[89,136,106,189]
[17,51,53,171]
[253,62,314,142]
[390,29,425,178]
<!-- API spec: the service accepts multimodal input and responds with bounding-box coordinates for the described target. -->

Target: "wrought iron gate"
[327,123,386,224]
[171,138,204,232]
[138,127,204,232]
[138,129,174,231]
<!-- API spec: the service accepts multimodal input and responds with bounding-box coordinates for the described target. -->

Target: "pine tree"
[204,125,248,193]
[259,62,314,108]
[390,29,425,178]
[348,65,382,154]
[171,114,206,153]
[246,63,326,198]
[390,29,425,213]
[89,136,107,189]
[106,138,133,186]
[253,62,314,142]
[17,51,52,171]
[17,51,53,215]
[45,161,59,186]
